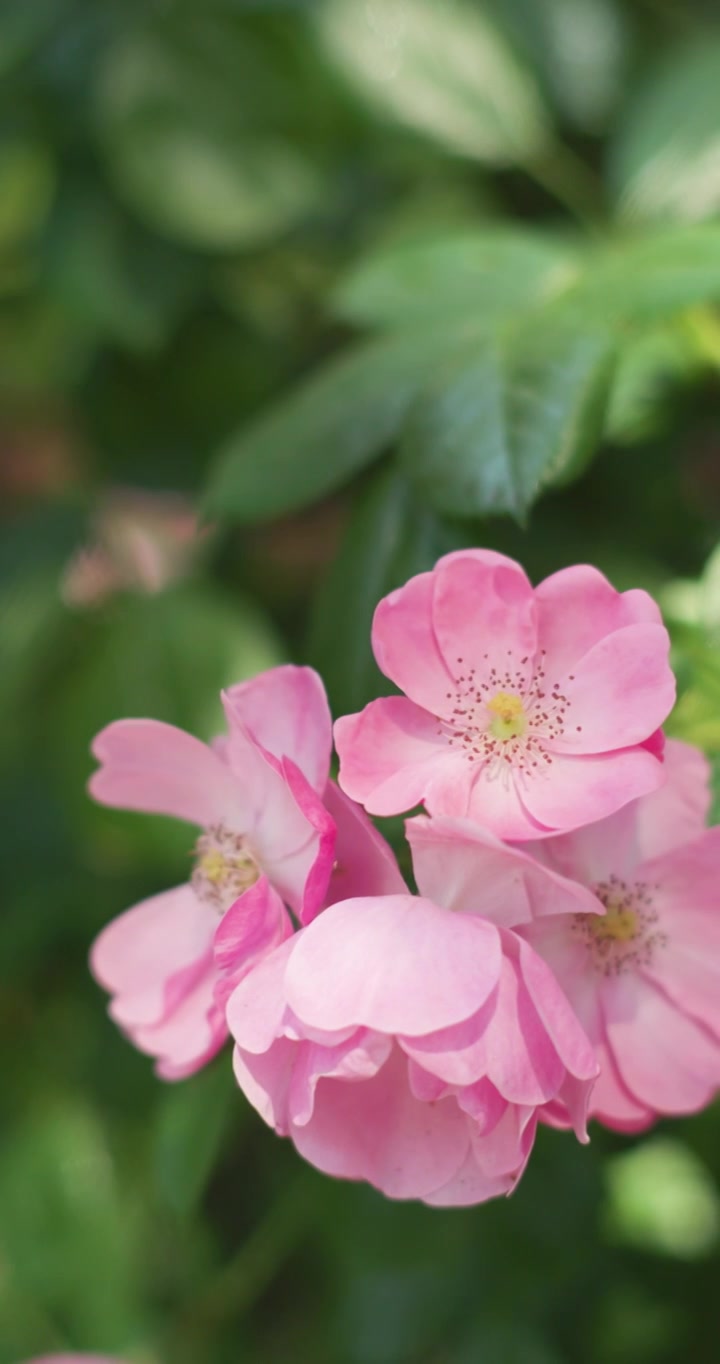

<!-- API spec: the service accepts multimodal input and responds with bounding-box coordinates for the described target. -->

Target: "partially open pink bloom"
[227,871,599,1205]
[335,551,675,840]
[512,739,720,1130]
[23,1357,125,1363]
[62,486,207,607]
[90,666,337,1079]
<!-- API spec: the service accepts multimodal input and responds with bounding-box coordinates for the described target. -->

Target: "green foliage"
[204,327,472,523]
[399,321,615,519]
[315,0,550,166]
[3,2,720,1362]
[610,37,720,223]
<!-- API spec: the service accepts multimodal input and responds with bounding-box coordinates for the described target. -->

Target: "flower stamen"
[192,823,260,913]
[572,876,667,975]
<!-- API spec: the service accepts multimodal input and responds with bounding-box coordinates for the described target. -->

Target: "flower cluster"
[89,550,720,1206]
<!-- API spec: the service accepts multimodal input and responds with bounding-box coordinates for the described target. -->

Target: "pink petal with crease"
[223,664,331,793]
[90,718,248,827]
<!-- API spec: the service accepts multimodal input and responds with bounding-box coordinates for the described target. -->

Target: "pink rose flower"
[22,1357,125,1363]
[509,739,720,1130]
[89,666,338,1078]
[227,833,600,1205]
[335,551,676,840]
[89,666,403,1079]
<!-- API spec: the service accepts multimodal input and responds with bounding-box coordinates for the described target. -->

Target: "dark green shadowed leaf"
[307,466,467,716]
[400,323,615,521]
[203,326,477,524]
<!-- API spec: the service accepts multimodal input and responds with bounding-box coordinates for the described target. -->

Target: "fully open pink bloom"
[90,666,337,1078]
[505,739,720,1130]
[89,666,403,1079]
[227,854,599,1205]
[335,551,675,840]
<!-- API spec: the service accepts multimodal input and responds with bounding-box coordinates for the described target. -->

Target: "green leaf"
[96,30,325,250]
[606,321,699,445]
[336,223,720,334]
[154,1059,239,1218]
[0,1102,143,1346]
[307,466,466,715]
[565,226,720,323]
[204,326,476,524]
[610,37,720,223]
[332,230,579,330]
[400,323,615,521]
[316,0,550,165]
[487,0,628,133]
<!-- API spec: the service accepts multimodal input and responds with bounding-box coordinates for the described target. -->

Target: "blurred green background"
[2,1,720,1360]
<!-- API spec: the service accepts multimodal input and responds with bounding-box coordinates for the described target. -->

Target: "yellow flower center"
[198,849,231,886]
[192,825,260,913]
[486,690,528,741]
[589,900,639,943]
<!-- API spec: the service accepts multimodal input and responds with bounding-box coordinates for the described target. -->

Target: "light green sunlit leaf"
[96,33,324,250]
[316,0,550,166]
[610,38,720,223]
[332,230,579,329]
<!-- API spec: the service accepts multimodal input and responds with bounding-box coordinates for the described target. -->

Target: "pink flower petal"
[431,553,537,686]
[223,665,332,793]
[421,1146,515,1207]
[89,718,248,827]
[372,570,456,715]
[522,806,640,885]
[225,936,298,1054]
[588,1034,655,1133]
[322,780,406,910]
[290,1045,471,1200]
[425,1105,537,1207]
[90,883,216,1029]
[603,972,720,1115]
[549,624,675,754]
[212,876,293,1004]
[520,747,663,836]
[407,814,601,927]
[335,696,464,815]
[246,754,336,921]
[535,564,664,677]
[643,943,720,1042]
[25,1357,126,1363]
[233,1037,297,1132]
[513,934,599,1084]
[633,739,712,861]
[462,770,549,840]
[135,972,227,1080]
[285,895,502,1037]
[456,1076,508,1133]
[288,1030,393,1126]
